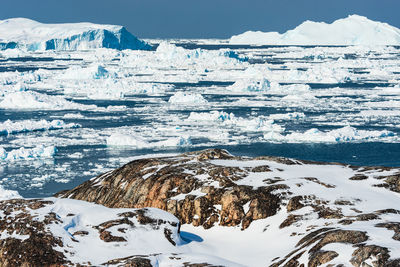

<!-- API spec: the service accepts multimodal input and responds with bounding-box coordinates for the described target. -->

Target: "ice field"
[1,40,400,197]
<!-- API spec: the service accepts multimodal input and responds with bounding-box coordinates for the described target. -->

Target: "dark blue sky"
[0,0,399,38]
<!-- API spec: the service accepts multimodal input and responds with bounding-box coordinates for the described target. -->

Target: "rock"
[0,198,182,266]
[350,245,390,267]
[55,149,400,266]
[57,149,281,230]
[375,222,400,241]
[287,196,305,212]
[0,199,68,267]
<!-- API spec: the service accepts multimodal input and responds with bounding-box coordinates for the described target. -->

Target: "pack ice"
[230,15,400,45]
[0,18,151,51]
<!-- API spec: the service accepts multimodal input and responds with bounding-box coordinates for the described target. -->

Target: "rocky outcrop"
[57,149,281,230]
[0,198,182,266]
[0,199,67,266]
[55,149,400,266]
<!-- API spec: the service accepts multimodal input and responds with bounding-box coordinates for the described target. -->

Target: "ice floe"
[265,126,396,143]
[0,145,57,161]
[106,133,192,149]
[0,119,80,135]
[0,91,97,110]
[168,92,208,105]
[187,111,284,133]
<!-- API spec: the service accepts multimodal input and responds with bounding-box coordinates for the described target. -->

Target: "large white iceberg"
[0,18,151,51]
[230,15,400,45]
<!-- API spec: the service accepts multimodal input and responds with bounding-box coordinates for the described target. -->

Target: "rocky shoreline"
[1,149,400,266]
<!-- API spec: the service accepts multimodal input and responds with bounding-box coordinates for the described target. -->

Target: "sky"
[0,0,399,39]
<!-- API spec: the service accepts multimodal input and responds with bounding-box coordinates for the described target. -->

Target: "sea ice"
[0,91,97,110]
[265,126,396,143]
[0,145,57,161]
[0,119,80,135]
[106,133,192,149]
[168,92,208,105]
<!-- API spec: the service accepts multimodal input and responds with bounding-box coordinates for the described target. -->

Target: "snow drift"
[230,15,400,45]
[0,18,151,51]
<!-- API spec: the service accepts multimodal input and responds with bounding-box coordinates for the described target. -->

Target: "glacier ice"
[230,15,400,45]
[0,18,151,51]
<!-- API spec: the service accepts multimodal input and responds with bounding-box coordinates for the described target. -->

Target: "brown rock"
[57,149,281,229]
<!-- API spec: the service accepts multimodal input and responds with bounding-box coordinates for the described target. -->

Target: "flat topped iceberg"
[230,15,400,45]
[0,18,151,51]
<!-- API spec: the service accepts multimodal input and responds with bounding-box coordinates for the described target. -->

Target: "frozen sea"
[1,40,400,197]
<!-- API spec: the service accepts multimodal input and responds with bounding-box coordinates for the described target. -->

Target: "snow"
[0,18,151,51]
[0,185,21,200]
[3,150,400,265]
[0,119,80,135]
[29,198,183,265]
[230,15,400,45]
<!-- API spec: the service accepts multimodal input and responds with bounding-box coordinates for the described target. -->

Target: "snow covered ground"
[0,27,400,196]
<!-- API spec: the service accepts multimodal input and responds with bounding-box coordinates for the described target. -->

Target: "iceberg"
[0,18,151,51]
[230,15,400,45]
